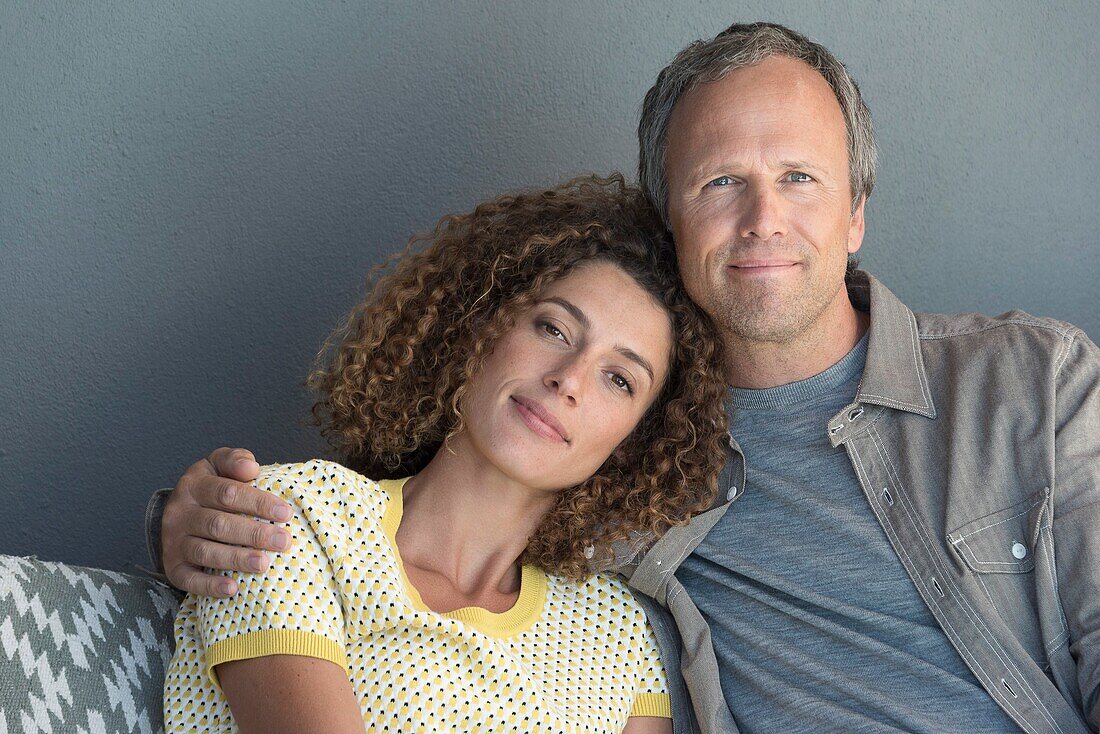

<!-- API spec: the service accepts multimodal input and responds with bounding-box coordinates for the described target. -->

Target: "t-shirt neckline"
[377,477,548,638]
[728,332,869,411]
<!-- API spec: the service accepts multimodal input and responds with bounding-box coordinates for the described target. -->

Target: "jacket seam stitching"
[1053,330,1075,375]
[871,427,1063,733]
[856,393,929,411]
[1040,527,1069,653]
[909,308,933,407]
[1045,329,1072,656]
[954,499,1046,540]
[918,320,1077,341]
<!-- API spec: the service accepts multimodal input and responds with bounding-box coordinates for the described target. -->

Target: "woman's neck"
[394,436,557,608]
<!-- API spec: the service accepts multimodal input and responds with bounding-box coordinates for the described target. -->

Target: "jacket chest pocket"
[946,487,1067,665]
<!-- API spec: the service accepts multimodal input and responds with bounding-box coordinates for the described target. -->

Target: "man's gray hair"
[638,22,877,227]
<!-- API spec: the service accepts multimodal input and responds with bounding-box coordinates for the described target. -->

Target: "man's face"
[664,55,866,345]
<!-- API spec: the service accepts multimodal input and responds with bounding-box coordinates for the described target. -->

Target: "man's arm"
[152,447,293,596]
[1052,329,1100,727]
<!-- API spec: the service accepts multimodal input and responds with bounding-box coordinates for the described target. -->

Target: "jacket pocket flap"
[946,488,1050,574]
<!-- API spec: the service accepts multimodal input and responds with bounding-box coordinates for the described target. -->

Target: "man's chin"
[712,293,813,345]
[726,317,807,344]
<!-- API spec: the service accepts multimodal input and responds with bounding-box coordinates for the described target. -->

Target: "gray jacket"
[614,272,1100,734]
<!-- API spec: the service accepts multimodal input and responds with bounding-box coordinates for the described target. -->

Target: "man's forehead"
[679,56,839,123]
[665,57,848,172]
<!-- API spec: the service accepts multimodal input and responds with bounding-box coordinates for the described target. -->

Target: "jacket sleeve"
[1052,328,1100,728]
[628,585,699,734]
[144,487,172,576]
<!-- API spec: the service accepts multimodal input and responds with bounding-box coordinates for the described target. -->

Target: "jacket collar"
[848,270,936,418]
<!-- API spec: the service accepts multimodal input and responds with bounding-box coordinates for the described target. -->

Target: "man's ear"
[847,196,867,254]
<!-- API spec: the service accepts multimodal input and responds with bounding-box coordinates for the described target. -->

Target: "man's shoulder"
[912,309,1094,369]
[856,271,1096,375]
[914,308,1083,343]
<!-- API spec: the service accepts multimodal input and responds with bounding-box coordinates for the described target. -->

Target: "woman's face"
[458,260,674,491]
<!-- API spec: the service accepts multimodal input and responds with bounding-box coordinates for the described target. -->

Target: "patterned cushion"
[0,555,180,734]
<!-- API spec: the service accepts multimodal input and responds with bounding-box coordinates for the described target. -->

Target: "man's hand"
[162,448,293,597]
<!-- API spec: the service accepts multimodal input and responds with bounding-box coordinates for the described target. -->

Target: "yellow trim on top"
[204,629,348,692]
[630,693,672,718]
[377,478,548,638]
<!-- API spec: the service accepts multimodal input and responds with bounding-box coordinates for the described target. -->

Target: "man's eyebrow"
[778,160,826,175]
[541,296,656,382]
[688,159,826,175]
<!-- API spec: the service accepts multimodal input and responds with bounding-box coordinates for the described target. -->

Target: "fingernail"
[271,531,290,550]
[220,580,236,595]
[249,554,268,572]
[273,504,292,522]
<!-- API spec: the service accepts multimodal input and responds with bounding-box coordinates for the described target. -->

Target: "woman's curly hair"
[307,173,729,578]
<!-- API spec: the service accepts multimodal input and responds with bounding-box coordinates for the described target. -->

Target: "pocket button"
[1011,542,1027,560]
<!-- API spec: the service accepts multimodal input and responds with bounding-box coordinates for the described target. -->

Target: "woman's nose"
[544,357,587,404]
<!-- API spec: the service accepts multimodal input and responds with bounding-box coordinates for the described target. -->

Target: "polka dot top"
[163,460,670,732]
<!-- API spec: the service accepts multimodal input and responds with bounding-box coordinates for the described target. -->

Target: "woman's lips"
[511,396,569,443]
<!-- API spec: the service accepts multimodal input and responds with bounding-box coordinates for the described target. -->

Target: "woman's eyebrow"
[542,296,655,382]
[542,296,590,330]
[615,346,655,383]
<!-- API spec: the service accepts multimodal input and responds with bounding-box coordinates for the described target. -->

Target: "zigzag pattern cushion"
[0,555,180,734]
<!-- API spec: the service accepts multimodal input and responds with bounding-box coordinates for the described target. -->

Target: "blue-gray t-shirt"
[678,335,1021,732]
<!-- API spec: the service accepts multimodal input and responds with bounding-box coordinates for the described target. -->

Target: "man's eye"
[707,176,733,187]
[787,171,813,183]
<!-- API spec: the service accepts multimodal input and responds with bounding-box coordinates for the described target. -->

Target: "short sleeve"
[196,462,349,689]
[630,608,672,718]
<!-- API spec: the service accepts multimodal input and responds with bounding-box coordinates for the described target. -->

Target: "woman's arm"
[217,655,364,734]
[622,716,673,734]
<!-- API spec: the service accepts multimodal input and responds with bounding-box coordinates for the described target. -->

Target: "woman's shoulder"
[258,459,367,484]
[544,570,650,625]
[256,460,395,525]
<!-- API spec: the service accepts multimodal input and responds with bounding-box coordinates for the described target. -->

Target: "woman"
[162,174,729,733]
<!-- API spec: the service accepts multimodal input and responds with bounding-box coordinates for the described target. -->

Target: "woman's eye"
[608,372,634,395]
[707,176,733,187]
[787,171,813,183]
[541,322,567,341]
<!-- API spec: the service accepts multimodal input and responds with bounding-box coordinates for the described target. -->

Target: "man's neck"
[723,298,869,389]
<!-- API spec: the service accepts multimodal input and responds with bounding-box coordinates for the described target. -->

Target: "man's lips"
[727,259,798,269]
[511,396,569,443]
[726,260,799,275]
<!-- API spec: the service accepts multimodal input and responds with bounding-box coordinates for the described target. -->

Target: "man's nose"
[738,185,788,240]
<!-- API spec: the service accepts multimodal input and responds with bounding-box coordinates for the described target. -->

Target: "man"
[149,22,1099,733]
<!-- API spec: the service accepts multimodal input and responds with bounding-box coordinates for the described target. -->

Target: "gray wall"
[2,1,1097,572]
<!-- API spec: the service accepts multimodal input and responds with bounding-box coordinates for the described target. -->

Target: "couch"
[0,554,180,734]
